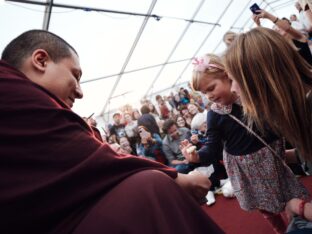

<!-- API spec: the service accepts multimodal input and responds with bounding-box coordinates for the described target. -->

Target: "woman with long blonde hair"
[224,27,312,162]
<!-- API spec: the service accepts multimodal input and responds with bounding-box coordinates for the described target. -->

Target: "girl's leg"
[259,210,287,234]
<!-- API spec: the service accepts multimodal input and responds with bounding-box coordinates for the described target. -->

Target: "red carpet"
[203,176,312,234]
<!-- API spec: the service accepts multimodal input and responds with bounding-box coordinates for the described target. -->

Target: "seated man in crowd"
[0,30,224,234]
[162,119,199,173]
[109,112,127,143]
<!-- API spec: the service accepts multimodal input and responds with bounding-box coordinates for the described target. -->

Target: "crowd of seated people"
[85,86,228,206]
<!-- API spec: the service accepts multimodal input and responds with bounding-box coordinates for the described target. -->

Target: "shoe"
[221,180,235,198]
[220,178,229,187]
[206,191,216,206]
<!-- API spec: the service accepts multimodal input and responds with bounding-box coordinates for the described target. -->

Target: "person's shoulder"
[179,127,190,133]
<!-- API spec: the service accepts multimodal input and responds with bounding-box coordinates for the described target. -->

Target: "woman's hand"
[285,198,301,221]
[252,9,275,24]
[252,14,261,26]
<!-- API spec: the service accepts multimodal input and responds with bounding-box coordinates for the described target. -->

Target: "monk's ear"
[31,49,50,72]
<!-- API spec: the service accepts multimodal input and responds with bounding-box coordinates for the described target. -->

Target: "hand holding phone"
[250,3,261,15]
[139,126,150,141]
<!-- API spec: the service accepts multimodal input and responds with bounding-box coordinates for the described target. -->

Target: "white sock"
[220,178,229,187]
[206,191,216,206]
[222,180,235,198]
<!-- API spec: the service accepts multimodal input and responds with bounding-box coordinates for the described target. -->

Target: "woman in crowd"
[252,8,312,64]
[136,126,168,165]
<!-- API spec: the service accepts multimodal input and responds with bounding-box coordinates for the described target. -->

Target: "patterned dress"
[211,102,310,213]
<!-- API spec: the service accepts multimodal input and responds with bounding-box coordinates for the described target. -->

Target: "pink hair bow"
[192,56,222,72]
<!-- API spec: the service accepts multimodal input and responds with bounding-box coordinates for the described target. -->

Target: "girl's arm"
[181,111,223,165]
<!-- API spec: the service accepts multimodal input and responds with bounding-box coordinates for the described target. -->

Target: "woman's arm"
[254,9,307,41]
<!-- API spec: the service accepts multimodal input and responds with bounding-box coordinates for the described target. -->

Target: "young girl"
[181,53,309,234]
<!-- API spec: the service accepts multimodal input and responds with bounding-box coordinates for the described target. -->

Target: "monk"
[0,30,224,234]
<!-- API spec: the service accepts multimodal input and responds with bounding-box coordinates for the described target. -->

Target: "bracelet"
[299,199,308,219]
[273,17,279,24]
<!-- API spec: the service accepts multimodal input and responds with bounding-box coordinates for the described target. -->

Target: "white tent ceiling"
[0,0,296,124]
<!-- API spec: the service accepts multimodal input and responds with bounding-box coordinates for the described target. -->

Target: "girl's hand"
[180,140,200,163]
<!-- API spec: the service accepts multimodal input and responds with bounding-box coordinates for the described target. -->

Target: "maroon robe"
[0,61,224,234]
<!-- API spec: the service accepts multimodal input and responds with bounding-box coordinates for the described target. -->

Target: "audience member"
[290,13,308,34]
[109,112,127,142]
[252,9,312,64]
[223,31,238,47]
[176,115,191,129]
[162,119,198,174]
[298,0,312,31]
[118,136,133,154]
[123,112,139,154]
[136,126,168,165]
[132,108,141,121]
[155,95,171,120]
[137,104,160,135]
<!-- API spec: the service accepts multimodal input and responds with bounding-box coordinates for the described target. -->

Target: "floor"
[202,176,312,234]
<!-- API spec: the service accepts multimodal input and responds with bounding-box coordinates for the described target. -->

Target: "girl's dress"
[198,102,309,213]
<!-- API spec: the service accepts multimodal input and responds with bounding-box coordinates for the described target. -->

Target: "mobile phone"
[139,127,149,139]
[250,3,261,15]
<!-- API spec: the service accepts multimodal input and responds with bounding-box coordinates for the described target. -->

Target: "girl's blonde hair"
[191,53,226,92]
[224,27,312,160]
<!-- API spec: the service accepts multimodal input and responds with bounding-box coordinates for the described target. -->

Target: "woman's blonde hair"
[224,27,312,160]
[191,53,226,92]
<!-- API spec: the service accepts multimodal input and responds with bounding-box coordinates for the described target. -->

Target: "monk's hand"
[175,171,211,204]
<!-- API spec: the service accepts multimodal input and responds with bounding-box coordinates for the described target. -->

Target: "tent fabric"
[0,0,297,122]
